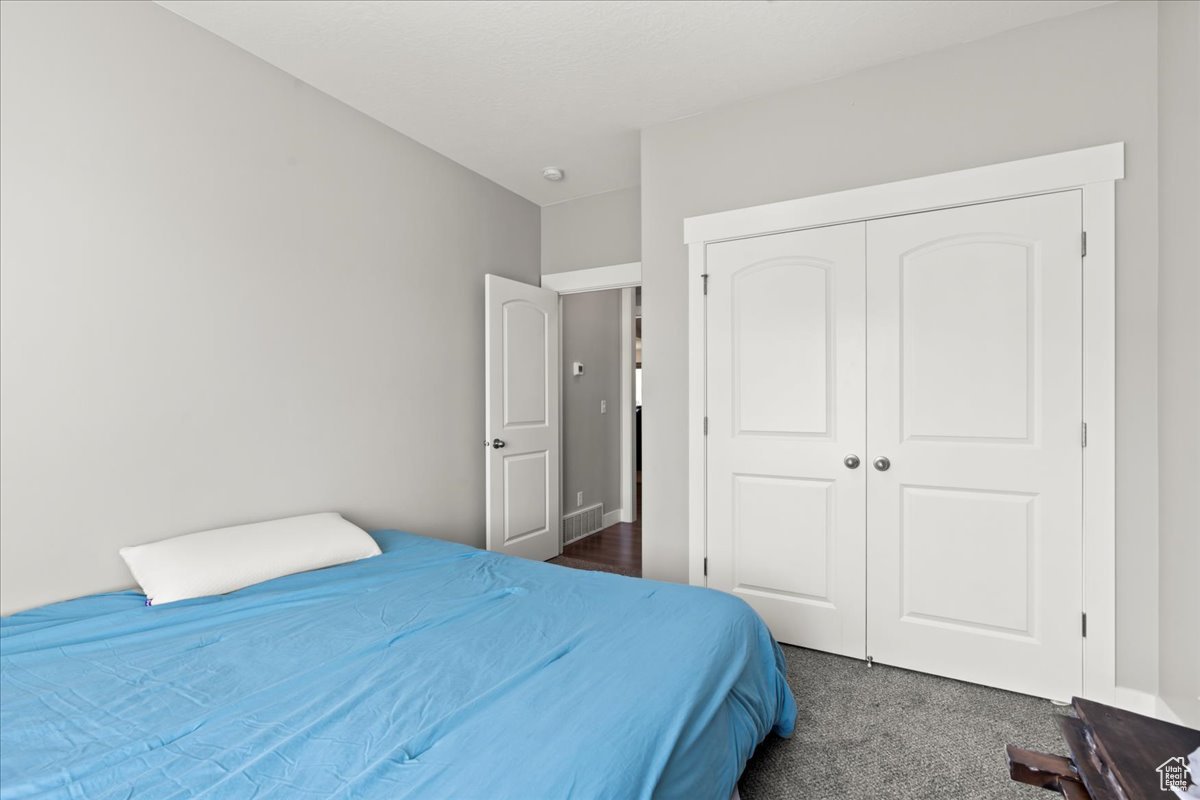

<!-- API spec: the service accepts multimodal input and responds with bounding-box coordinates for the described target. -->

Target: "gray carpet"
[739,645,1069,799]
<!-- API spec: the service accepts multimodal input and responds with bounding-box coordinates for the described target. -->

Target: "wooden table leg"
[1007,745,1092,798]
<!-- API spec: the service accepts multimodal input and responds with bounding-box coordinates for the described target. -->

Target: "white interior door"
[485,274,560,561]
[705,222,867,657]
[865,191,1083,700]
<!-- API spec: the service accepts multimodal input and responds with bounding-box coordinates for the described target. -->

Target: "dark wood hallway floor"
[554,476,641,576]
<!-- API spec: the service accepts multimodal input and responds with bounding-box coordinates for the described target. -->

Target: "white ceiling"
[156,0,1111,206]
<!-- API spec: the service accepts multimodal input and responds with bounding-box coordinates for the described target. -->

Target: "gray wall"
[1157,0,1199,726]
[541,187,640,274]
[561,290,623,517]
[640,1,1161,692]
[0,0,540,614]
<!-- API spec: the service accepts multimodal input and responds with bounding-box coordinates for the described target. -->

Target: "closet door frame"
[684,143,1122,705]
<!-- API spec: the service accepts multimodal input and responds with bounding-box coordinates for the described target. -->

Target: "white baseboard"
[1109,687,1198,726]
[1157,694,1200,728]
[1156,698,1184,725]
[1110,687,1158,716]
[602,509,622,529]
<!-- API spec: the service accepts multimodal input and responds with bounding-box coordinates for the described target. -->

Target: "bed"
[1,530,796,799]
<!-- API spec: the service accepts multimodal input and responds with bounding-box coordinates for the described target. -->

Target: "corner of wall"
[1155,0,1200,732]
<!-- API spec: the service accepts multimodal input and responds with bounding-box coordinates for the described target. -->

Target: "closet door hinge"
[1081,422,1088,448]
[1081,612,1087,638]
[703,416,708,435]
[703,557,708,577]
[702,273,709,295]
[1081,231,1088,258]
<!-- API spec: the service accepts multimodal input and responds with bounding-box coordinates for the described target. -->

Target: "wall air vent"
[562,503,604,545]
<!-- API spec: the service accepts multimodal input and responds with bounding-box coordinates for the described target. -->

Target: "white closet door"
[706,223,866,656]
[865,191,1083,700]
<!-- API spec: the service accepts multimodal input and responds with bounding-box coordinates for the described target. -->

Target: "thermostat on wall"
[572,361,584,376]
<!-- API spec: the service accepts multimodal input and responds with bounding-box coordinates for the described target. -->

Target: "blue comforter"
[1,531,795,799]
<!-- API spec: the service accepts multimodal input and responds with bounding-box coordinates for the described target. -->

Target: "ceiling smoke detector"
[542,167,565,182]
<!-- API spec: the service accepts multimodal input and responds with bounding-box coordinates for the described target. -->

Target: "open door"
[485,274,561,560]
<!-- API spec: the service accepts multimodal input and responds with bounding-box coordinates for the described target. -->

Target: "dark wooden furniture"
[1008,697,1199,799]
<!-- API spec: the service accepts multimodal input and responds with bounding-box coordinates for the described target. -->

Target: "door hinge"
[1081,231,1087,257]
[703,557,708,576]
[703,416,708,435]
[702,273,709,295]
[1081,422,1088,448]
[1081,612,1087,638]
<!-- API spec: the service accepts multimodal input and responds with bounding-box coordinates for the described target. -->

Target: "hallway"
[551,476,641,576]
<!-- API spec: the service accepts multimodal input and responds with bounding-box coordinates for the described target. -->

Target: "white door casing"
[541,264,643,531]
[705,222,867,657]
[864,191,1083,700]
[485,274,561,561]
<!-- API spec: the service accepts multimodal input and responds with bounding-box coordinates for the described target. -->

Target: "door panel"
[734,475,833,600]
[733,261,831,434]
[866,192,1083,700]
[502,451,550,544]
[706,223,866,657]
[901,237,1035,442]
[502,301,550,428]
[900,486,1036,635]
[485,275,560,561]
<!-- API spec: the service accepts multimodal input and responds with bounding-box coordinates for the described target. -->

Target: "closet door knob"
[491,438,506,449]
[873,456,891,472]
[843,454,860,469]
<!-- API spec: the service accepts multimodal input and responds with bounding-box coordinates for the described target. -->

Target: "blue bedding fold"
[1,531,795,799]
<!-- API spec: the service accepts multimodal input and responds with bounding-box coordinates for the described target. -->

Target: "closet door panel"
[706,223,866,657]
[865,191,1083,701]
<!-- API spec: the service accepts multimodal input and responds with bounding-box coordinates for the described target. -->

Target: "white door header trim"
[541,261,641,294]
[683,143,1124,244]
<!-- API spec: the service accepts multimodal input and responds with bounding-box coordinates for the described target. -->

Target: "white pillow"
[119,512,381,606]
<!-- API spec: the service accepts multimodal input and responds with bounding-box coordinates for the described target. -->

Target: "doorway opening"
[548,283,641,577]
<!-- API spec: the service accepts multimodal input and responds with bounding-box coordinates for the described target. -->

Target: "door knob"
[873,456,891,472]
[491,438,506,449]
[843,454,861,469]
